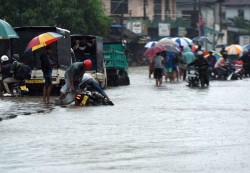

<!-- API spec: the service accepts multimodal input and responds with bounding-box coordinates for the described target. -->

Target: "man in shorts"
[153,52,165,87]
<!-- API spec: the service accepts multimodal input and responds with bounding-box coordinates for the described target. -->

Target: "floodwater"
[1,66,250,173]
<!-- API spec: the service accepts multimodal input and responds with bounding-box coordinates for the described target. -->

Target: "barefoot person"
[40,46,55,104]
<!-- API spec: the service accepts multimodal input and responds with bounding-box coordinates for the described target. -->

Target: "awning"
[104,24,139,42]
[205,27,224,36]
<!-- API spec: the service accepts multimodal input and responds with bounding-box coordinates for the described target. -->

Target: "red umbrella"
[25,32,63,53]
[144,45,167,59]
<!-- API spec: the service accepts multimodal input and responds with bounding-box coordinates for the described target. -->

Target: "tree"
[0,0,111,36]
[228,16,250,31]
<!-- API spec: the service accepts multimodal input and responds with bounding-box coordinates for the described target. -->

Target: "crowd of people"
[150,44,250,87]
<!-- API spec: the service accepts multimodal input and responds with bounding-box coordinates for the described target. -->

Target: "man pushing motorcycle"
[187,50,209,87]
[57,59,92,103]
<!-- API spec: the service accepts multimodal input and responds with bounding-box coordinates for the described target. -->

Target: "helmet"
[197,50,203,56]
[1,55,9,62]
[221,50,228,57]
[12,54,20,61]
[83,59,92,70]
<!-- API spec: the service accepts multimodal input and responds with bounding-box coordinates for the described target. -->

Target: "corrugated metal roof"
[223,0,250,5]
[176,0,218,3]
[176,0,250,4]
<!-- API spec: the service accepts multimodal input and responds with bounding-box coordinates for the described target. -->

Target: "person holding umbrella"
[40,46,55,104]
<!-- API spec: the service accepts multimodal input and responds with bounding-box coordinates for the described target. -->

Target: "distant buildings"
[102,0,250,47]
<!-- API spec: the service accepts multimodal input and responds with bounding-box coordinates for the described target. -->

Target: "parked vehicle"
[103,42,130,86]
[71,34,107,88]
[11,26,72,95]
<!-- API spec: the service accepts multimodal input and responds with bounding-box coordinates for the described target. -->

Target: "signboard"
[159,23,170,36]
[132,22,142,34]
[178,27,187,37]
[239,35,250,46]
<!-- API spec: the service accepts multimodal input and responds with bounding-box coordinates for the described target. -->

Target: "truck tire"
[124,76,130,85]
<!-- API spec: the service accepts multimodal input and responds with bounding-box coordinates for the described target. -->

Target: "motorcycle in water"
[75,91,112,106]
[208,66,217,80]
[3,80,29,97]
[218,63,242,80]
[186,66,200,87]
[54,85,114,106]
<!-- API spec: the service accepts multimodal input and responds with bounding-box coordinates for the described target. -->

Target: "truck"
[103,42,130,86]
[12,26,72,95]
[71,34,107,88]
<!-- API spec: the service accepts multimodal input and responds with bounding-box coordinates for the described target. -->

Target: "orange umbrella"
[25,32,63,53]
[225,44,243,55]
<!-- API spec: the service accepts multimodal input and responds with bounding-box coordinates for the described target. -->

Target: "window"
[154,0,162,17]
[238,9,244,18]
[165,0,170,16]
[111,0,128,14]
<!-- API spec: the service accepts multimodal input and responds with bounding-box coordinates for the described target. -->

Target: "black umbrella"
[192,36,212,44]
[214,44,227,49]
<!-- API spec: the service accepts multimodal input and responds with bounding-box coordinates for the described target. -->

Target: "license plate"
[26,79,44,84]
[81,95,89,105]
[188,74,196,77]
[189,70,195,74]
[20,85,27,90]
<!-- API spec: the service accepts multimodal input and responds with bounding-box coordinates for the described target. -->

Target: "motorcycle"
[75,91,112,106]
[218,63,242,80]
[3,80,29,97]
[208,66,217,80]
[54,85,114,106]
[186,66,200,87]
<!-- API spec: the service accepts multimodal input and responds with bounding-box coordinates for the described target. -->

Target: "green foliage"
[228,16,250,30]
[0,0,111,36]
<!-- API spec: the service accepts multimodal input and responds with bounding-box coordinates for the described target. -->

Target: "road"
[0,66,250,173]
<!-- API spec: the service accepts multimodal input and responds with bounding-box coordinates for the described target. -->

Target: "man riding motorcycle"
[0,55,14,96]
[187,50,209,87]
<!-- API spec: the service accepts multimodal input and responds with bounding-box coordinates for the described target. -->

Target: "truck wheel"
[113,74,119,86]
[124,76,130,85]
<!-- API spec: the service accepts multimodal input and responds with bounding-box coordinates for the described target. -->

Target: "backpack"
[14,64,32,80]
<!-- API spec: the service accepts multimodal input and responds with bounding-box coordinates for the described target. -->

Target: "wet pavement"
[0,66,250,173]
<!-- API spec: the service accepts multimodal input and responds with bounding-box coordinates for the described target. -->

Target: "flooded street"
[1,66,250,173]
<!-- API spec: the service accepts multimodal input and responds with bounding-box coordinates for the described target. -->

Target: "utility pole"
[143,0,147,20]
[120,0,124,41]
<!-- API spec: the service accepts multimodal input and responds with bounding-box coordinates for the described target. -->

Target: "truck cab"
[103,42,130,86]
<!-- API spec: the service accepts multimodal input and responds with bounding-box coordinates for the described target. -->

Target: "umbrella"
[0,19,19,39]
[164,44,181,54]
[192,36,212,44]
[144,45,167,59]
[243,44,250,51]
[144,41,158,48]
[214,43,227,49]
[24,32,63,53]
[191,45,198,52]
[171,37,193,47]
[204,50,221,60]
[225,44,243,55]
[156,37,178,47]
